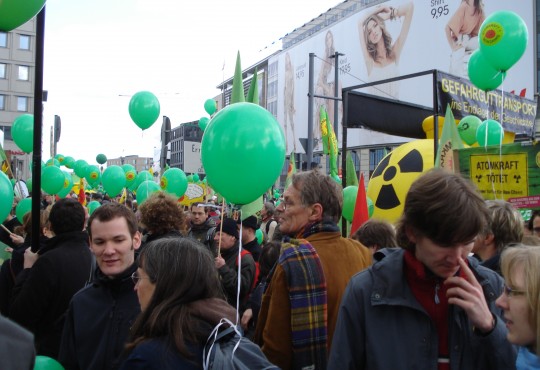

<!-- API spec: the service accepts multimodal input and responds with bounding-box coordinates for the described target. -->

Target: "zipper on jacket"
[434,283,440,304]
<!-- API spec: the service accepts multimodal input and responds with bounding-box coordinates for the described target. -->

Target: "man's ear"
[308,203,323,222]
[405,225,417,244]
[133,231,142,250]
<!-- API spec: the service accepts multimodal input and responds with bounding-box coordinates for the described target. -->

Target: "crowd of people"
[0,168,539,369]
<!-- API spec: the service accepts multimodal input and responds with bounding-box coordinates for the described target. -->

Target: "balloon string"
[498,78,505,200]
[236,209,243,326]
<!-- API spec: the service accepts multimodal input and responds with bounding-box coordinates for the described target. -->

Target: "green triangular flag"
[246,69,259,104]
[435,104,464,171]
[346,151,358,187]
[240,196,263,220]
[231,51,245,104]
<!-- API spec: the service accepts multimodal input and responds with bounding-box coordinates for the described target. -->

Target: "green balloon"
[45,158,60,167]
[54,154,65,164]
[33,355,65,370]
[85,165,101,186]
[193,174,200,183]
[467,50,505,91]
[16,197,32,221]
[479,11,528,72]
[41,166,65,195]
[476,119,504,147]
[57,171,74,199]
[342,186,357,222]
[457,115,482,145]
[256,228,263,244]
[0,172,14,222]
[136,181,160,205]
[135,170,153,189]
[0,0,46,32]
[63,156,75,169]
[128,91,160,130]
[199,116,210,132]
[102,165,126,197]
[122,164,138,190]
[204,98,217,115]
[87,200,101,216]
[96,154,107,165]
[160,168,188,197]
[186,175,194,182]
[26,178,32,192]
[367,197,374,218]
[12,114,34,153]
[74,160,89,178]
[201,103,286,205]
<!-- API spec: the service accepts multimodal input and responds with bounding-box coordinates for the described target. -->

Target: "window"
[18,66,29,80]
[19,35,30,50]
[0,95,5,110]
[0,125,11,140]
[17,96,28,112]
[0,64,5,79]
[0,32,6,48]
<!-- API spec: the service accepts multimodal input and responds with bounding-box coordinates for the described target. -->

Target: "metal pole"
[341,91,349,237]
[31,6,45,253]
[307,53,315,168]
[333,52,340,138]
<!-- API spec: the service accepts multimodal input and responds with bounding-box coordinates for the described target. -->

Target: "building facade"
[107,155,153,173]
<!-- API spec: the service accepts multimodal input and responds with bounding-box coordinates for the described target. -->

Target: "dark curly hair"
[139,192,186,235]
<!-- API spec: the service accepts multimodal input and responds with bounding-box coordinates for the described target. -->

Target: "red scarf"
[404,250,467,370]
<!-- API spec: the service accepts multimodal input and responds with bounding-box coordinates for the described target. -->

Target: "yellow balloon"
[367,139,434,224]
[422,115,459,140]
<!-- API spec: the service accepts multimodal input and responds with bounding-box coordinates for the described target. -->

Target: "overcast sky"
[40,0,340,164]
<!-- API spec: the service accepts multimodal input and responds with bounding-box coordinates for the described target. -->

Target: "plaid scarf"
[279,221,332,370]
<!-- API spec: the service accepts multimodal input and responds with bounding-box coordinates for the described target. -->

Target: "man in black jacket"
[59,203,142,370]
[9,198,93,359]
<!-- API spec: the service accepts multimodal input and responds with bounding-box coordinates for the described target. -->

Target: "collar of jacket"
[39,230,89,255]
[369,248,498,309]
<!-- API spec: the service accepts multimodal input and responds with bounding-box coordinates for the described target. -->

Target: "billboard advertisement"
[270,0,535,154]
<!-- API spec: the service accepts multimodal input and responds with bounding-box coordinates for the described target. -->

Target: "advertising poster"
[269,0,535,153]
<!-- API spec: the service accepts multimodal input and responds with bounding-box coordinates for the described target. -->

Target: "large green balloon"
[128,91,160,130]
[204,98,217,115]
[122,164,138,190]
[201,103,286,205]
[457,115,482,145]
[467,50,505,91]
[63,156,75,169]
[136,181,160,205]
[479,11,528,72]
[57,171,74,199]
[11,114,34,153]
[0,0,46,32]
[135,170,153,189]
[16,197,32,221]
[34,355,65,370]
[0,172,14,222]
[160,168,188,198]
[85,165,101,186]
[74,160,89,178]
[477,119,504,147]
[102,165,126,197]
[342,186,357,222]
[96,154,107,165]
[87,200,101,216]
[41,166,65,195]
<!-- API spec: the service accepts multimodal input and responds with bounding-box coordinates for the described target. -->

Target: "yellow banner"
[469,153,528,199]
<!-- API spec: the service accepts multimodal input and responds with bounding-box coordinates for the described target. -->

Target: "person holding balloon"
[446,0,485,78]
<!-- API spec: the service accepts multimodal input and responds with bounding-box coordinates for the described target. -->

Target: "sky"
[40,0,341,165]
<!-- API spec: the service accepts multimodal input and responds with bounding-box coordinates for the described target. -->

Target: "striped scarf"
[279,221,334,370]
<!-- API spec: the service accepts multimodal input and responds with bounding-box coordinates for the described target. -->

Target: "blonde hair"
[500,245,540,354]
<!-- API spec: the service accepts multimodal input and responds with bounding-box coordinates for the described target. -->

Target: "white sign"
[184,141,204,174]
[270,0,535,153]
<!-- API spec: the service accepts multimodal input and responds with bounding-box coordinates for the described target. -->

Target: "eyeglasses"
[277,197,303,211]
[503,284,526,297]
[131,271,150,285]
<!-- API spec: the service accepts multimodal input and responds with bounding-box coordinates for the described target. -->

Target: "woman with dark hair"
[358,1,414,98]
[120,238,236,369]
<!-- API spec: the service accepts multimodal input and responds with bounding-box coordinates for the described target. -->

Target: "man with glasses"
[254,170,372,370]
[59,203,142,370]
[328,169,515,370]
